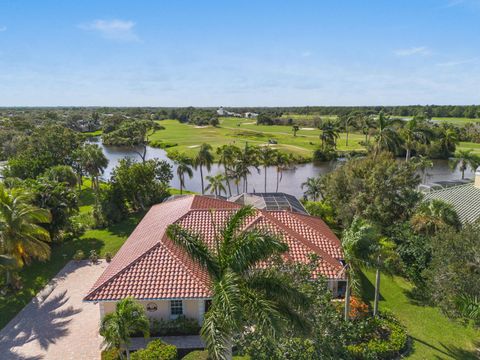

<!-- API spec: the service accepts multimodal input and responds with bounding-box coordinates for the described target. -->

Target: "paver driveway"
[0,260,108,360]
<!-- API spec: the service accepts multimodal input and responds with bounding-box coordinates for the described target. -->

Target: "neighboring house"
[244,112,258,118]
[423,167,480,224]
[84,195,346,324]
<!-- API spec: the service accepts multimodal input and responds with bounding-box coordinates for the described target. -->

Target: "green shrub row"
[131,339,177,360]
[150,316,200,336]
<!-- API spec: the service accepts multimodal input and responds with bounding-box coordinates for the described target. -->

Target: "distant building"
[423,167,480,224]
[244,112,258,118]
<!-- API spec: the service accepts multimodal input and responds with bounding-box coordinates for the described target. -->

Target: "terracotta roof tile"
[84,195,345,302]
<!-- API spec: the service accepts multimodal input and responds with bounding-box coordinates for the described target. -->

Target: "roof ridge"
[426,182,475,194]
[260,211,342,270]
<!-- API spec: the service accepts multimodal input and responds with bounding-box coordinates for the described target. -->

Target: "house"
[244,112,258,118]
[423,167,480,224]
[84,195,346,324]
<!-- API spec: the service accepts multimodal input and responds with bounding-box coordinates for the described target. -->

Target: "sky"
[0,0,479,106]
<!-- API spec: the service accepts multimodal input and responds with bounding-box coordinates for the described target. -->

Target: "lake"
[92,139,474,198]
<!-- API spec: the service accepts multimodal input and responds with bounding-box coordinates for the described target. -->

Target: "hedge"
[131,339,177,360]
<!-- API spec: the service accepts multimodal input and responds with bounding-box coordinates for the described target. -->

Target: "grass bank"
[360,270,479,359]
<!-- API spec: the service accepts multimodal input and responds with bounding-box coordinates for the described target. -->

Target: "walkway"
[0,260,108,360]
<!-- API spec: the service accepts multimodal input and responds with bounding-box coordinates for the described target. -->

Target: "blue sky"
[0,0,479,106]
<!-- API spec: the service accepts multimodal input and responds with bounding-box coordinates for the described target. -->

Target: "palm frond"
[166,224,219,278]
[219,206,256,254]
[228,229,287,272]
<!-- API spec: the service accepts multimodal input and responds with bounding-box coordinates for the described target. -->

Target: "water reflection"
[91,138,474,198]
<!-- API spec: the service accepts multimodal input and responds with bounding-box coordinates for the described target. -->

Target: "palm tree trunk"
[236,179,240,195]
[373,268,381,317]
[344,278,351,321]
[200,166,204,194]
[276,169,280,192]
[346,127,349,146]
[406,148,411,161]
[125,346,130,360]
[224,167,232,197]
[180,175,184,195]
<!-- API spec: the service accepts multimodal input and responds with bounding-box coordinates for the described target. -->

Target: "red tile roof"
[84,195,345,302]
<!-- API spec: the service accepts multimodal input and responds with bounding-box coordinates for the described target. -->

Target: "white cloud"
[436,58,478,66]
[0,26,7,32]
[394,46,430,56]
[78,19,139,42]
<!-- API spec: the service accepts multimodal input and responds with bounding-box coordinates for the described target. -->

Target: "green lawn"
[360,270,479,359]
[152,118,366,159]
[459,141,480,154]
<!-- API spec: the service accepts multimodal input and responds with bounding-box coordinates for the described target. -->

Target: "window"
[170,300,183,316]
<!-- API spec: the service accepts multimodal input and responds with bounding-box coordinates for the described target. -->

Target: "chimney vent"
[475,167,480,189]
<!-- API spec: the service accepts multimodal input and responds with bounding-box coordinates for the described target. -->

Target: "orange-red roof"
[84,195,344,302]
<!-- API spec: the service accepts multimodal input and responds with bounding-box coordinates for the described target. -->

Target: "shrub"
[101,349,120,360]
[73,250,85,261]
[89,249,99,264]
[131,339,177,360]
[105,252,113,263]
[182,350,208,360]
[346,313,408,359]
[150,316,200,336]
[313,147,337,162]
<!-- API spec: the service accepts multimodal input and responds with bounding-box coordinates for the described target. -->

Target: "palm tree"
[319,120,340,150]
[166,206,310,360]
[411,155,433,184]
[274,152,292,192]
[173,154,193,194]
[449,149,480,180]
[195,144,214,194]
[205,174,227,196]
[343,113,358,147]
[236,143,259,193]
[301,176,322,201]
[456,294,480,322]
[217,145,240,197]
[0,186,51,285]
[100,297,150,360]
[411,199,461,236]
[79,144,109,194]
[341,217,378,320]
[258,147,276,193]
[292,125,300,137]
[437,124,459,158]
[373,111,402,157]
[400,118,433,161]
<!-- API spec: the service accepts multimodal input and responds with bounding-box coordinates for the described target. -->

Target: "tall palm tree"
[411,155,433,184]
[100,297,150,360]
[449,149,480,180]
[341,217,378,320]
[274,152,292,192]
[411,199,461,236]
[205,174,227,196]
[437,124,459,158]
[173,154,193,194]
[400,118,433,161]
[301,176,322,201]
[319,120,340,150]
[217,145,240,197]
[343,113,358,147]
[237,143,259,193]
[373,112,402,157]
[167,206,310,360]
[79,144,109,194]
[258,146,276,193]
[195,143,214,194]
[0,186,51,285]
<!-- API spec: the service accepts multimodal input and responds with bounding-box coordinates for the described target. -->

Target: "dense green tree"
[43,165,78,188]
[100,297,150,360]
[5,125,82,179]
[111,158,172,211]
[167,206,310,360]
[321,152,421,229]
[292,125,300,137]
[425,224,480,325]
